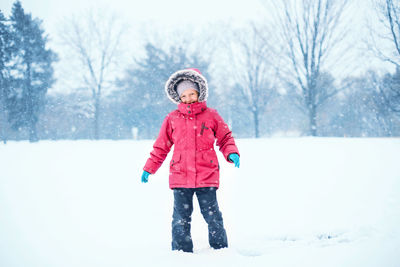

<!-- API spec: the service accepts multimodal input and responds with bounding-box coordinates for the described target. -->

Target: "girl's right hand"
[141,171,150,183]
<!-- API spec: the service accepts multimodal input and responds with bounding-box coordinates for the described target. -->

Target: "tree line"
[1,0,400,142]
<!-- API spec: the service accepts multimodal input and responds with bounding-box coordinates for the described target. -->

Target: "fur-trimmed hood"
[165,68,208,104]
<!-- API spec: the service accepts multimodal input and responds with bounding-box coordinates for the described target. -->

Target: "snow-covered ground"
[1,138,399,267]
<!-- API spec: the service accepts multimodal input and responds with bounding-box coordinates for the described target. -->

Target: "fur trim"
[165,69,208,104]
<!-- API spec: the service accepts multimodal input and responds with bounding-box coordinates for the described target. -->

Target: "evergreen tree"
[0,11,10,86]
[6,1,57,142]
[117,43,210,139]
[0,10,12,143]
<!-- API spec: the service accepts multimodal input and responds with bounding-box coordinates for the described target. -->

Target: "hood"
[165,68,208,104]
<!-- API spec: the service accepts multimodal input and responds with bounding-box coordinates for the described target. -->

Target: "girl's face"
[180,89,199,104]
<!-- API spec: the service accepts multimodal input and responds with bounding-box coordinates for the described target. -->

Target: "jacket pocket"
[201,151,218,168]
[170,153,182,173]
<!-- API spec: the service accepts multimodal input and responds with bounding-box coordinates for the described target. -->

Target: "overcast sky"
[0,0,264,57]
[1,0,395,93]
[2,0,265,31]
[1,0,269,92]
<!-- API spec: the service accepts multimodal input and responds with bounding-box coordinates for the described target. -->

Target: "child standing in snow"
[141,68,240,253]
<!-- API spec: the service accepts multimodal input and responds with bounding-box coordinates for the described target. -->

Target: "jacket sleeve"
[143,115,174,174]
[213,111,240,162]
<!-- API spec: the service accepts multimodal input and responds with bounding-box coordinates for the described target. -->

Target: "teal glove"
[141,170,150,183]
[228,153,240,168]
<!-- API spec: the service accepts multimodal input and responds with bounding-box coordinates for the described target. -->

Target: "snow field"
[0,138,399,266]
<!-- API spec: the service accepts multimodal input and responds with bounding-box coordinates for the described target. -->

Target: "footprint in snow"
[236,248,263,257]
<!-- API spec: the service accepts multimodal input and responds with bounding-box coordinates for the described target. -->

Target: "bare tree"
[369,0,400,66]
[226,24,277,138]
[368,0,400,117]
[263,0,350,136]
[59,9,125,139]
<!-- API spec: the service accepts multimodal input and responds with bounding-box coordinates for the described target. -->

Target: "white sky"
[1,0,267,93]
[1,0,265,31]
[0,0,265,53]
[1,0,396,93]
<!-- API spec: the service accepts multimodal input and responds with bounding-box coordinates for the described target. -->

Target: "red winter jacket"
[143,101,240,189]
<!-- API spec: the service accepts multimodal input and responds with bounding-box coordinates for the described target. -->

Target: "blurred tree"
[39,92,95,140]
[227,24,277,138]
[368,0,400,119]
[327,76,375,137]
[369,0,400,66]
[59,9,125,140]
[0,10,12,143]
[5,1,56,142]
[326,71,399,137]
[287,71,338,135]
[381,67,400,118]
[263,0,349,136]
[116,43,210,139]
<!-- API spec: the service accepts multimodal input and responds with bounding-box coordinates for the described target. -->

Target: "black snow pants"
[171,187,228,252]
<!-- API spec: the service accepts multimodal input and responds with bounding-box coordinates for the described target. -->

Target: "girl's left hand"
[228,153,240,168]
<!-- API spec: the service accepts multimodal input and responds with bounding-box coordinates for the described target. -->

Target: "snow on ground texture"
[0,138,399,267]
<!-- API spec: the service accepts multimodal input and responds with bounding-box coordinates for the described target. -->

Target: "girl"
[141,68,240,253]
